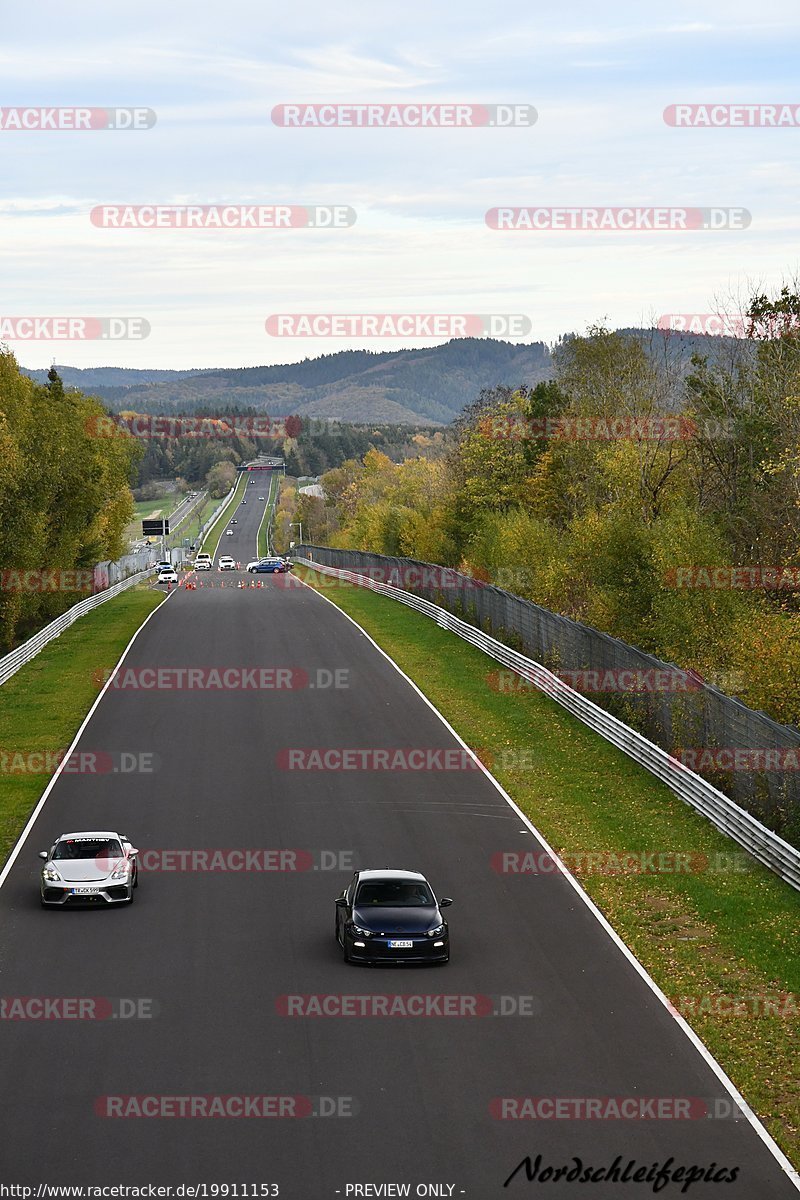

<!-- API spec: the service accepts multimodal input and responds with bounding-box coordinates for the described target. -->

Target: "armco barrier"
[294,555,800,893]
[294,547,800,844]
[197,479,240,554]
[0,568,156,689]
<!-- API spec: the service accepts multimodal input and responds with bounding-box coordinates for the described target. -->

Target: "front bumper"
[347,933,449,964]
[41,880,133,906]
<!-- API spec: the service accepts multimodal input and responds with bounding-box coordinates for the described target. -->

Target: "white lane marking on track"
[0,589,177,893]
[295,566,800,1193]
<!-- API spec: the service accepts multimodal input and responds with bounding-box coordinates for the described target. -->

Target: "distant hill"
[21,332,743,425]
[22,366,208,389]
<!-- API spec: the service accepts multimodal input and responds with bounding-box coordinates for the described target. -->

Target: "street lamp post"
[290,521,303,546]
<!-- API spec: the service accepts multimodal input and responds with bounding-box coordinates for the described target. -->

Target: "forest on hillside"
[280,288,800,728]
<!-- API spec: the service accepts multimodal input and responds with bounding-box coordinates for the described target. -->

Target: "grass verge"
[0,586,164,869]
[200,473,248,561]
[297,565,800,1166]
[257,474,279,557]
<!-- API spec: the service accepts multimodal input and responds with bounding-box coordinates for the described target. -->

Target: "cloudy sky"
[3,0,799,368]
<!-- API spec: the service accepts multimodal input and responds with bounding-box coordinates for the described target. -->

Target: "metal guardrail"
[0,568,157,689]
[294,556,800,893]
[260,472,279,556]
[197,480,239,554]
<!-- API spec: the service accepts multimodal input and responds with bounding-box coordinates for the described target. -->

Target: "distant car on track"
[218,556,237,571]
[258,496,266,501]
[225,529,234,536]
[39,831,139,906]
[335,869,451,964]
[157,568,178,584]
[194,553,212,571]
[246,557,288,573]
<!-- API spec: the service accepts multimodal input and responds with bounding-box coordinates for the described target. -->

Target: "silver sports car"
[39,831,139,906]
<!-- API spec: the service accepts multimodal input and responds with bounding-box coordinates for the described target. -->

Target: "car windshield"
[53,838,122,860]
[355,879,434,906]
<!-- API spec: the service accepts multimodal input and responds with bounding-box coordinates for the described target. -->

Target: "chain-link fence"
[297,545,800,847]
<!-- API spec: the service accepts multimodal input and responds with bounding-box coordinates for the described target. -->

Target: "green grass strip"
[257,473,279,557]
[0,587,164,869]
[200,472,249,560]
[297,565,800,1166]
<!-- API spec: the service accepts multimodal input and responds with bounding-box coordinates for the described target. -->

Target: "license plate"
[388,940,413,949]
[72,887,100,895]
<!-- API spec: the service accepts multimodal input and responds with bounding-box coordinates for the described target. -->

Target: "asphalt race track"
[0,476,797,1197]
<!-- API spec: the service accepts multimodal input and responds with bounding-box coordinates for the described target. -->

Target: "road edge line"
[0,588,176,893]
[297,569,800,1192]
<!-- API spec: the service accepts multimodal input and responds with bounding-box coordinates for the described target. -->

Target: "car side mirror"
[128,848,139,857]
[439,897,453,907]
[38,851,48,860]
[335,897,348,907]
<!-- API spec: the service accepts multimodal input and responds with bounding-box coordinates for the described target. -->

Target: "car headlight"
[42,866,61,883]
[110,863,129,880]
[351,925,373,938]
[427,924,445,938]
